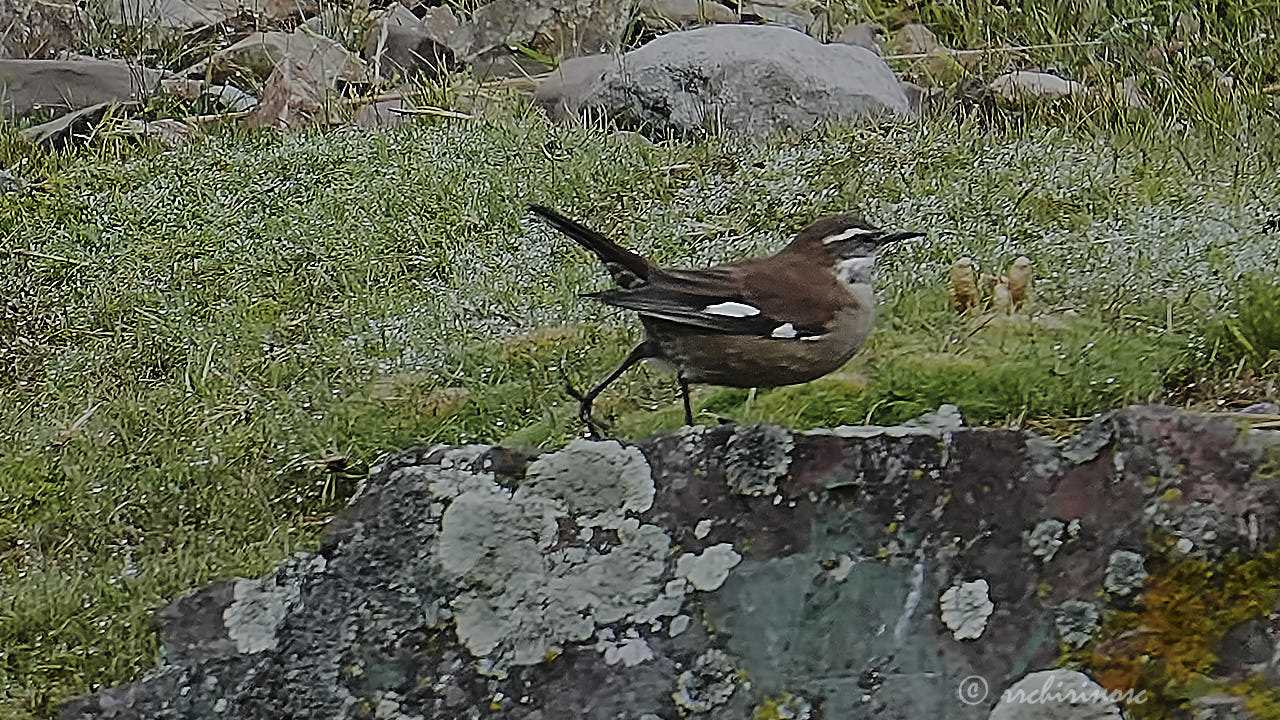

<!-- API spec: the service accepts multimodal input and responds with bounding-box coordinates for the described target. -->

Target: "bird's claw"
[562,370,609,438]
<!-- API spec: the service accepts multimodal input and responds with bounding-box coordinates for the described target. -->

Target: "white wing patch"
[770,323,798,338]
[702,301,761,317]
[821,227,877,245]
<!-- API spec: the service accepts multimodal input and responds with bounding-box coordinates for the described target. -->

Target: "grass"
[3,44,1280,720]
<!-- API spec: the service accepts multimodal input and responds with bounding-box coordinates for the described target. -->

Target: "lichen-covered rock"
[60,407,1280,719]
[639,0,737,29]
[362,4,466,81]
[466,0,635,62]
[672,648,739,713]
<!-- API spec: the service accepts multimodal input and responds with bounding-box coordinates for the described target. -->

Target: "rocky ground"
[2,0,1275,143]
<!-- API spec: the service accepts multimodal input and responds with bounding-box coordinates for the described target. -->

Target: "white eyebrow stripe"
[821,227,877,244]
[800,334,825,341]
[770,322,798,338]
[702,301,761,317]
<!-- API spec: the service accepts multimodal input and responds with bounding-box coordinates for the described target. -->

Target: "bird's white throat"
[835,255,877,287]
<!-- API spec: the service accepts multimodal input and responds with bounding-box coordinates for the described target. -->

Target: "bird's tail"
[527,205,651,281]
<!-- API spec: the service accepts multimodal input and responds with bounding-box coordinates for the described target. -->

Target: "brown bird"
[948,257,979,312]
[528,205,922,432]
[1007,256,1033,308]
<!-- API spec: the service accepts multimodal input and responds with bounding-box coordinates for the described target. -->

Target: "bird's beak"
[874,229,924,245]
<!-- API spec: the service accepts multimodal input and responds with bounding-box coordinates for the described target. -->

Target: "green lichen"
[751,691,812,720]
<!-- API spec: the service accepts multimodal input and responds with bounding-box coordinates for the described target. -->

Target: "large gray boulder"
[536,25,911,136]
[58,407,1280,719]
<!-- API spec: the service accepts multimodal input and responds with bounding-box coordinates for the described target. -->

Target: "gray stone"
[0,58,163,118]
[639,0,737,29]
[988,71,1088,103]
[835,21,884,55]
[353,96,413,129]
[466,0,635,61]
[739,0,813,32]
[1215,618,1274,672]
[421,5,472,58]
[104,0,307,29]
[886,22,942,55]
[244,57,329,129]
[1242,402,1280,415]
[206,29,371,87]
[363,4,461,80]
[534,53,617,122]
[536,25,910,136]
[1188,694,1256,719]
[18,101,120,144]
[104,0,234,29]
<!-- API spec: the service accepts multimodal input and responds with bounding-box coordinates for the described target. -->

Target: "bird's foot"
[562,372,609,439]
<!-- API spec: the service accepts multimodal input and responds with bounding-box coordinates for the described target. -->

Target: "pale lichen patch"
[725,424,793,497]
[676,543,743,591]
[521,439,655,529]
[1027,519,1066,563]
[672,649,738,714]
[1104,550,1148,596]
[1055,599,1100,647]
[939,578,994,641]
[436,446,670,671]
[223,553,326,654]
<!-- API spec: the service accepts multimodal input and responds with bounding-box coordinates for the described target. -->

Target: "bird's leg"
[679,377,694,427]
[565,342,656,437]
[744,387,757,419]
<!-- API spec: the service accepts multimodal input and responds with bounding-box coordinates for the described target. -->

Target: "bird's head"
[784,214,923,285]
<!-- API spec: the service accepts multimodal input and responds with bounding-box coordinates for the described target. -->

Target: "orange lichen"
[1073,547,1280,719]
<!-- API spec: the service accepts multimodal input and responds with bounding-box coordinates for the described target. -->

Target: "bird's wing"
[589,266,829,338]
